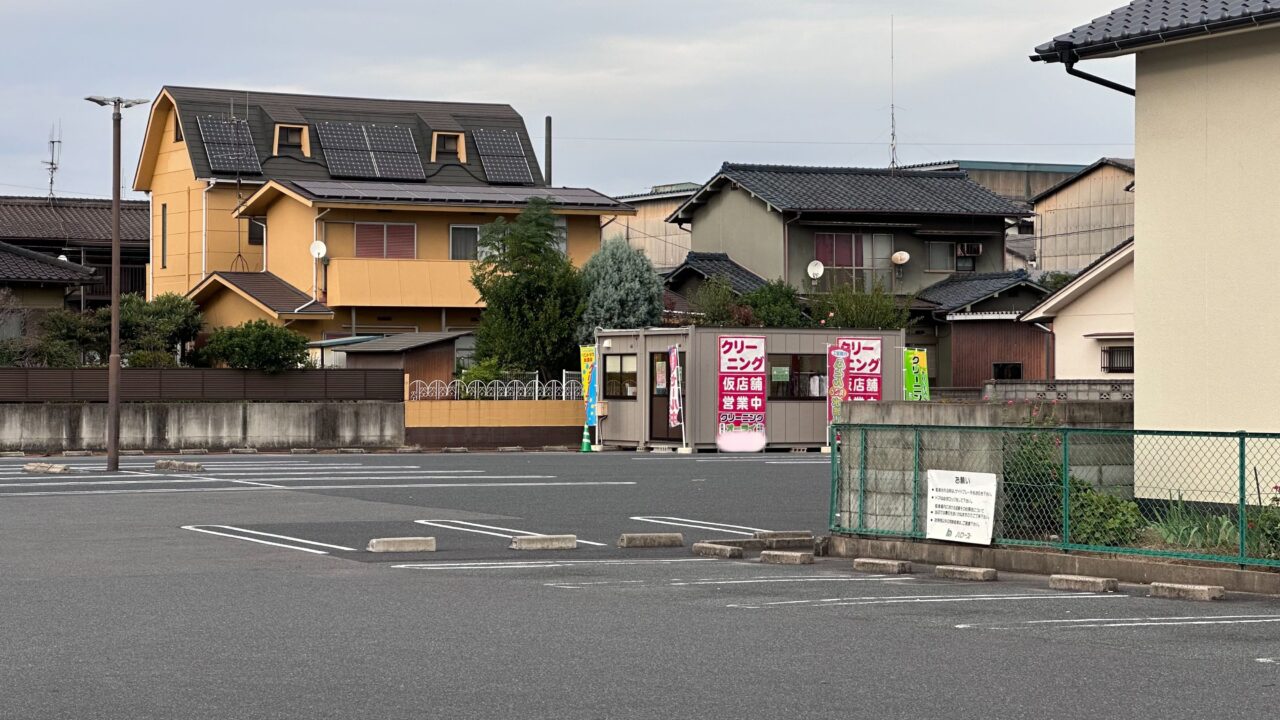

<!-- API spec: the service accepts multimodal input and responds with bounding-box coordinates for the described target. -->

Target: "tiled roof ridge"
[722,162,967,179]
[165,85,514,110]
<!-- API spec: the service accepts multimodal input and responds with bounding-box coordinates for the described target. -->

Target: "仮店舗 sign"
[716,335,767,452]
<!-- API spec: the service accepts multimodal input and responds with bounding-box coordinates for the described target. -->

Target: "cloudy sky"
[0,0,1133,199]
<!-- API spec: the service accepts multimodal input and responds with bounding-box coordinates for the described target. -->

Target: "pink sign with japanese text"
[827,336,883,423]
[716,335,767,452]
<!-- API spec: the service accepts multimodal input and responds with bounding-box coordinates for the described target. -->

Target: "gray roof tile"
[0,240,96,284]
[208,272,332,315]
[0,196,148,245]
[1033,1,1280,61]
[672,164,1030,221]
[340,331,473,354]
[667,252,769,295]
[917,270,1045,312]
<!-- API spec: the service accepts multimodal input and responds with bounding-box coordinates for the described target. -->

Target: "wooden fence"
[0,368,405,402]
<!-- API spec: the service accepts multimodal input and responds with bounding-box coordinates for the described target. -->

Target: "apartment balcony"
[326,257,482,308]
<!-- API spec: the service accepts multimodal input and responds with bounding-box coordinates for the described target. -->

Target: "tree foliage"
[742,280,809,328]
[689,276,753,327]
[201,320,309,374]
[813,282,916,330]
[578,236,663,342]
[1038,271,1077,293]
[471,197,585,378]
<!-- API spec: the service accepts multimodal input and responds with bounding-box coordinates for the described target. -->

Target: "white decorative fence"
[408,379,584,401]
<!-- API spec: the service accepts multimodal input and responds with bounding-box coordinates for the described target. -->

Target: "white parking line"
[0,479,630,497]
[181,525,352,555]
[393,558,716,570]
[630,515,770,536]
[199,469,475,478]
[414,519,607,546]
[956,613,1280,630]
[671,576,908,586]
[729,592,1126,610]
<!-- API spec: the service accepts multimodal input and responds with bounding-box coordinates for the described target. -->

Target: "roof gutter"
[1054,41,1135,96]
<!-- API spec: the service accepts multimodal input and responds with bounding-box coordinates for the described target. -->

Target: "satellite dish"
[57,254,68,262]
[891,251,911,266]
[806,260,825,280]
[309,240,328,259]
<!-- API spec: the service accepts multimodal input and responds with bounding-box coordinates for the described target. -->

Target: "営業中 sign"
[926,469,997,545]
[716,335,767,452]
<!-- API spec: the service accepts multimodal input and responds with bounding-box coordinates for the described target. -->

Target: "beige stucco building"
[601,183,697,269]
[1035,3,1280,447]
[1022,239,1133,380]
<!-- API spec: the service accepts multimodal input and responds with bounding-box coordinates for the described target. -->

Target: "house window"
[927,241,979,272]
[603,354,638,399]
[275,125,307,155]
[173,115,183,142]
[767,354,826,400]
[992,363,1023,380]
[354,223,417,259]
[813,232,892,291]
[1101,345,1134,373]
[450,225,481,260]
[247,217,265,246]
[553,216,568,256]
[431,132,466,163]
[160,204,167,269]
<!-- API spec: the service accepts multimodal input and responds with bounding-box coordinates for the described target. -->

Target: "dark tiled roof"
[340,331,473,354]
[208,272,332,315]
[1030,157,1135,203]
[0,240,96,284]
[917,270,1045,312]
[0,196,149,245]
[671,164,1030,222]
[1032,1,1280,62]
[161,85,544,187]
[663,288,694,315]
[667,251,769,295]
[1005,235,1036,262]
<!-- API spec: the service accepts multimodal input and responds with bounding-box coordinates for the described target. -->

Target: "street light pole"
[86,95,148,472]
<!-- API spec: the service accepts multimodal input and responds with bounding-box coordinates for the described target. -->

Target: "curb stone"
[617,533,684,548]
[1149,582,1225,601]
[854,558,913,574]
[935,565,997,581]
[510,535,576,550]
[1049,574,1118,592]
[692,542,744,559]
[760,550,815,565]
[367,537,436,553]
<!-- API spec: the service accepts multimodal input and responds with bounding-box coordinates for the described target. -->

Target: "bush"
[1069,483,1145,547]
[1000,432,1063,539]
[689,276,742,326]
[742,280,808,328]
[202,320,309,374]
[125,349,178,369]
[812,282,915,330]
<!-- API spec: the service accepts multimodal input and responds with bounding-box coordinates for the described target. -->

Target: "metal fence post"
[828,423,840,532]
[858,426,868,532]
[1060,429,1071,549]
[1238,431,1248,566]
[911,427,921,536]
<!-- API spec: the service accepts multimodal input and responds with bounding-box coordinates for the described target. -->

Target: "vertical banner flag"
[579,345,598,427]
[904,348,931,401]
[827,336,884,422]
[716,335,767,452]
[668,345,683,428]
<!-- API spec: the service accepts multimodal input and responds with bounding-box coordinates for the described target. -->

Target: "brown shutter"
[355,224,385,258]
[385,224,416,259]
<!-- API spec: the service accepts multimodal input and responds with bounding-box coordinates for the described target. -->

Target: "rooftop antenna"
[42,122,62,201]
[889,15,899,169]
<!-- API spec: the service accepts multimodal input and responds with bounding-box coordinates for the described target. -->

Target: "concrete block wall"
[0,402,404,452]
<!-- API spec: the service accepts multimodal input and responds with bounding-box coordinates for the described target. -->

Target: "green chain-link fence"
[829,424,1280,568]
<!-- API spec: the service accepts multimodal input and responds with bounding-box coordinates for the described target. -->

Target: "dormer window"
[173,113,183,142]
[431,132,466,163]
[273,124,310,157]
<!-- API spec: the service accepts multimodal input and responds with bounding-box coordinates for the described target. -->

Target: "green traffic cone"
[579,424,592,453]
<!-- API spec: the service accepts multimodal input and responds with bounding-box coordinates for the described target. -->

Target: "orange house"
[133,86,631,339]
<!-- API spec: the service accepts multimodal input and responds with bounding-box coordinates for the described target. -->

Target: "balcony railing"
[326,257,482,308]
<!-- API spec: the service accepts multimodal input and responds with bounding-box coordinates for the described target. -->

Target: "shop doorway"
[649,351,686,442]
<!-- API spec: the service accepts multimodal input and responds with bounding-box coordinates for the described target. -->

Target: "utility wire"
[529,135,1133,148]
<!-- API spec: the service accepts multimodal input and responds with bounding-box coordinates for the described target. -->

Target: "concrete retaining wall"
[0,402,404,452]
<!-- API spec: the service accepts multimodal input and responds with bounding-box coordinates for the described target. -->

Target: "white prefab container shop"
[594,326,905,451]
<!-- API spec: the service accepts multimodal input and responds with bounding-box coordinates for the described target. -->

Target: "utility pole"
[544,115,553,186]
[85,95,149,471]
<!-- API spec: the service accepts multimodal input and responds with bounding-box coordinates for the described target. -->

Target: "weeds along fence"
[830,424,1280,569]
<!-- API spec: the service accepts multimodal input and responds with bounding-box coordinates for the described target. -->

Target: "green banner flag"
[903,348,931,401]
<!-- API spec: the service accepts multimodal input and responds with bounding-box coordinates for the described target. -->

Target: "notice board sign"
[925,469,997,545]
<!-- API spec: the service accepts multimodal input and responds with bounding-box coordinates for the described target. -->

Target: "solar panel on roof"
[196,116,263,174]
[371,151,426,181]
[473,128,525,157]
[315,121,424,180]
[324,148,377,178]
[479,154,534,185]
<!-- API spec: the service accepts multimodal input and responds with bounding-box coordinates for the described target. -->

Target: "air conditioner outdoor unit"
[957,243,984,257]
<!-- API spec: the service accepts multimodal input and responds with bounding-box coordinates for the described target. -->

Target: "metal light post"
[85,96,149,471]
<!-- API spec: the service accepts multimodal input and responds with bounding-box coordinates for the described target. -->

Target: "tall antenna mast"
[889,15,898,169]
[43,122,62,200]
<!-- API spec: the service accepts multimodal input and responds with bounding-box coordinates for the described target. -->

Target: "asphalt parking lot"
[1,451,1278,719]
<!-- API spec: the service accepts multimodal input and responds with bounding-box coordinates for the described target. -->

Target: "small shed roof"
[0,240,97,285]
[340,330,473,354]
[917,270,1047,313]
[665,251,769,296]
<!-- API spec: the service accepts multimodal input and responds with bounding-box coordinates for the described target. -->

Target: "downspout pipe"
[1055,42,1135,96]
[312,208,331,300]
